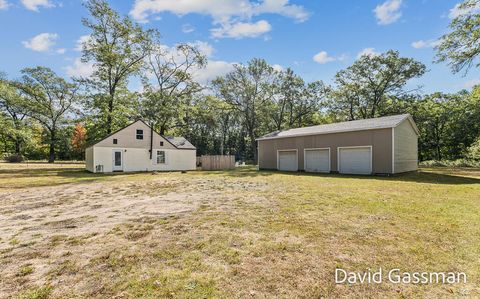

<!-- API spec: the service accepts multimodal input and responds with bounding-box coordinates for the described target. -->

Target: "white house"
[85,120,196,173]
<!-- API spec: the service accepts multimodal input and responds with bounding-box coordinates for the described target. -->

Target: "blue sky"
[0,0,479,93]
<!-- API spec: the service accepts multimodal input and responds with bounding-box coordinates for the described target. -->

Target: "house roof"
[256,114,419,141]
[165,136,196,149]
[87,120,196,150]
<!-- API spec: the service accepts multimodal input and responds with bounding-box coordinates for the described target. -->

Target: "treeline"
[1,0,480,163]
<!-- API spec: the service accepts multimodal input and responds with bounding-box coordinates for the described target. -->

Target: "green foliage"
[3,153,24,163]
[15,67,79,163]
[16,285,52,299]
[80,0,155,135]
[411,91,480,161]
[331,50,426,120]
[419,159,480,168]
[466,137,480,160]
[0,75,29,154]
[435,0,480,74]
[211,59,327,161]
[139,41,206,134]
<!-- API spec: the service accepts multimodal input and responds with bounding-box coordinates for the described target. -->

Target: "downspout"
[149,125,153,160]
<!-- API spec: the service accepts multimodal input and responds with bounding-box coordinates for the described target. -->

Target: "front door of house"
[112,150,123,172]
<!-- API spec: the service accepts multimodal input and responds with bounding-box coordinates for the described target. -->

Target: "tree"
[0,74,28,154]
[467,136,480,160]
[80,0,154,135]
[271,68,327,130]
[411,91,479,161]
[435,0,480,74]
[139,42,206,134]
[212,59,277,163]
[16,67,79,163]
[71,123,87,159]
[332,50,426,120]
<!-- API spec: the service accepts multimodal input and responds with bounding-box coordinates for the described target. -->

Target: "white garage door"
[338,147,372,174]
[278,150,298,171]
[305,149,330,173]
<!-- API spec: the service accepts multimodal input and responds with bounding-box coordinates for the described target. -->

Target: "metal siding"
[394,120,418,173]
[258,128,393,174]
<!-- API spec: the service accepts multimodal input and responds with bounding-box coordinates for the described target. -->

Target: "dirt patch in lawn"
[0,173,273,297]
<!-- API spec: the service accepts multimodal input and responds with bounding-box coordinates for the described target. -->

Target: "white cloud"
[411,39,441,49]
[211,20,272,39]
[189,41,215,57]
[374,0,402,25]
[74,35,92,52]
[130,0,309,22]
[0,0,9,10]
[65,58,96,78]
[130,0,308,39]
[192,60,235,84]
[255,0,309,22]
[357,47,379,58]
[22,33,58,52]
[464,78,480,89]
[272,64,284,72]
[313,51,336,64]
[182,23,195,33]
[449,2,480,19]
[56,48,66,54]
[21,0,54,11]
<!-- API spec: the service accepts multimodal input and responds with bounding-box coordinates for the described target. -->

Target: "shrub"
[4,154,24,163]
[466,137,480,161]
[419,159,480,168]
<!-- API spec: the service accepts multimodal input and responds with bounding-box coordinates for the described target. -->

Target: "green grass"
[0,162,144,189]
[1,163,479,298]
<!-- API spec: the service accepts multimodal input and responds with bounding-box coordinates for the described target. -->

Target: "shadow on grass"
[201,166,480,185]
[2,165,479,187]
[0,167,105,179]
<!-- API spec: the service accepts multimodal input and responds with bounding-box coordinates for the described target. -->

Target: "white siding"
[85,147,94,172]
[394,120,418,173]
[95,120,176,150]
[90,146,196,173]
[93,147,113,173]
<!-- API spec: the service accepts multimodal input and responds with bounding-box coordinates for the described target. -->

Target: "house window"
[113,139,118,144]
[136,129,143,140]
[157,150,166,164]
[160,141,164,146]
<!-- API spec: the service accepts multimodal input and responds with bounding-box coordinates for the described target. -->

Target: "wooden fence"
[200,155,235,170]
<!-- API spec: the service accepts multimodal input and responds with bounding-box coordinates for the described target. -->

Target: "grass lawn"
[0,163,479,298]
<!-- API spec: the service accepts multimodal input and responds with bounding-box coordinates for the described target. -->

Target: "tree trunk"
[48,129,56,163]
[436,143,442,160]
[14,139,20,154]
[106,94,114,134]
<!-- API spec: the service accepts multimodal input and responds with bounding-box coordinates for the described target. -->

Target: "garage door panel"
[278,151,298,171]
[305,149,330,173]
[339,147,372,174]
